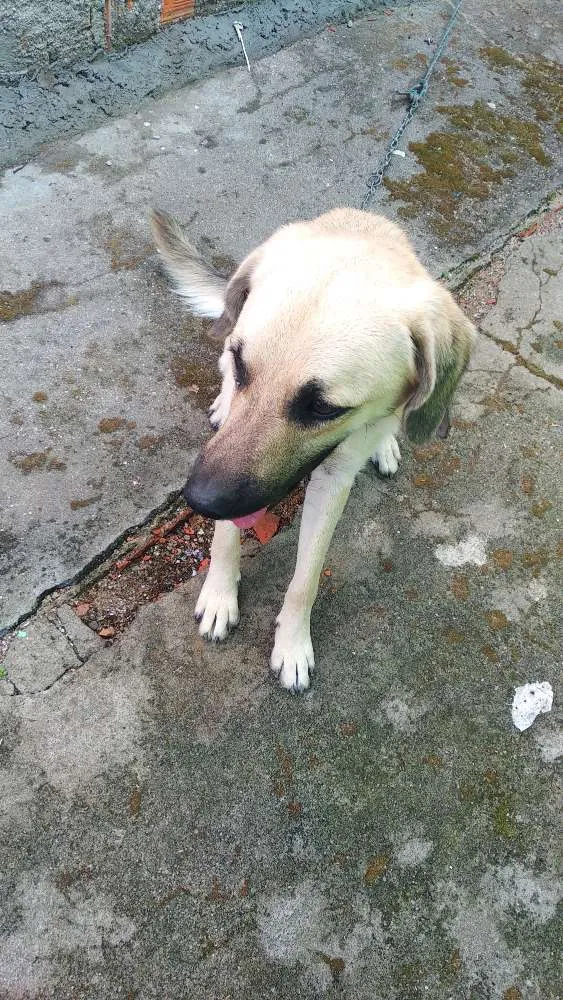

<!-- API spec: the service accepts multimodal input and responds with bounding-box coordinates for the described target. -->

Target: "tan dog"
[152,208,476,692]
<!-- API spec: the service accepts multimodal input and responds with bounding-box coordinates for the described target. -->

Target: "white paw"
[270,618,314,693]
[209,359,235,429]
[208,388,232,430]
[371,435,401,477]
[195,573,240,641]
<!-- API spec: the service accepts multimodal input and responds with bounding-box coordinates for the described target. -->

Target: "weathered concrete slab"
[0,10,561,994]
[1,318,561,995]
[479,225,562,385]
[1,616,81,695]
[1,0,561,630]
[55,603,105,660]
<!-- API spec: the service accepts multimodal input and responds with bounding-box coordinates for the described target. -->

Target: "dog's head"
[152,208,475,521]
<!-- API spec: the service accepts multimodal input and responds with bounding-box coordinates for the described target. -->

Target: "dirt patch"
[0,281,72,323]
[9,449,67,474]
[442,57,468,88]
[98,417,127,433]
[104,229,153,271]
[72,484,305,639]
[210,252,237,275]
[70,495,102,511]
[170,357,222,410]
[136,434,164,451]
[410,441,462,490]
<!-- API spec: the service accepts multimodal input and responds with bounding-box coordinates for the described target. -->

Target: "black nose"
[183,466,269,520]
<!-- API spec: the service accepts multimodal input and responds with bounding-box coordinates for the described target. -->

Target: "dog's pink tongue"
[231,508,268,529]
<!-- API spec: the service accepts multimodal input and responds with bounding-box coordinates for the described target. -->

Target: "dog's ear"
[211,257,257,340]
[404,296,476,444]
[150,209,229,318]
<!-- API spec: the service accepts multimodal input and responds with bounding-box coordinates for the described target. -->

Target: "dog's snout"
[183,461,268,520]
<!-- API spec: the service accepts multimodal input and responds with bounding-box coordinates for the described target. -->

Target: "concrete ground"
[1,1,562,997]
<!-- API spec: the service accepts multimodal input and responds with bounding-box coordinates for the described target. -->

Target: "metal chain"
[361,0,464,209]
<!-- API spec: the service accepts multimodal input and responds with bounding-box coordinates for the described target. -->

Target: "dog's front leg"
[195,520,240,641]
[270,464,353,693]
[271,416,401,693]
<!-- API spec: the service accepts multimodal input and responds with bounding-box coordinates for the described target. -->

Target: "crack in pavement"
[0,485,184,639]
[479,333,563,389]
[9,664,76,698]
[51,620,86,667]
[2,204,561,645]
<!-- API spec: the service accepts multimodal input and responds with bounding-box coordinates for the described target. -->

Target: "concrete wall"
[99,0,160,52]
[0,0,256,80]
[1,1,101,80]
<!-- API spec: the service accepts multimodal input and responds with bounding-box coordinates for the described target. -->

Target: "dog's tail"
[150,208,227,319]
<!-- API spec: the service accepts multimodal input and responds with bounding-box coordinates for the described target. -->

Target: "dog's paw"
[208,393,228,430]
[371,435,401,477]
[270,618,314,693]
[208,382,234,430]
[195,574,239,641]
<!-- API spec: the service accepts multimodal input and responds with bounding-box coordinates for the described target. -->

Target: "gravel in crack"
[72,485,306,640]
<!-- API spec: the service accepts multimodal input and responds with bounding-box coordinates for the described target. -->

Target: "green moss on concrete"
[385,101,552,240]
[481,48,563,133]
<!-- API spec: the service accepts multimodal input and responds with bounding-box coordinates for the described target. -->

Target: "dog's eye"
[229,341,249,389]
[310,399,349,421]
[288,380,350,425]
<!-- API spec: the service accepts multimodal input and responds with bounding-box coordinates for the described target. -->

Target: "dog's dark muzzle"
[183,462,270,521]
[183,442,338,521]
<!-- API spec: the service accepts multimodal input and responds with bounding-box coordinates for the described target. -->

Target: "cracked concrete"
[1,0,562,632]
[481,230,562,385]
[3,604,105,697]
[458,205,563,391]
[0,2,562,997]
[2,617,81,695]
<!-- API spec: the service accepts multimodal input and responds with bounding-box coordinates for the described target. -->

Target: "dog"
[151,207,476,693]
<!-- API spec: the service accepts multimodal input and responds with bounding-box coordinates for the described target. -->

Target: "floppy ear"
[210,256,257,340]
[150,208,229,319]
[404,296,476,444]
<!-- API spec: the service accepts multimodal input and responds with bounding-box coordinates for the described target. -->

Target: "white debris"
[487,101,496,109]
[511,682,553,732]
[234,21,251,72]
[391,149,406,157]
[435,534,487,567]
